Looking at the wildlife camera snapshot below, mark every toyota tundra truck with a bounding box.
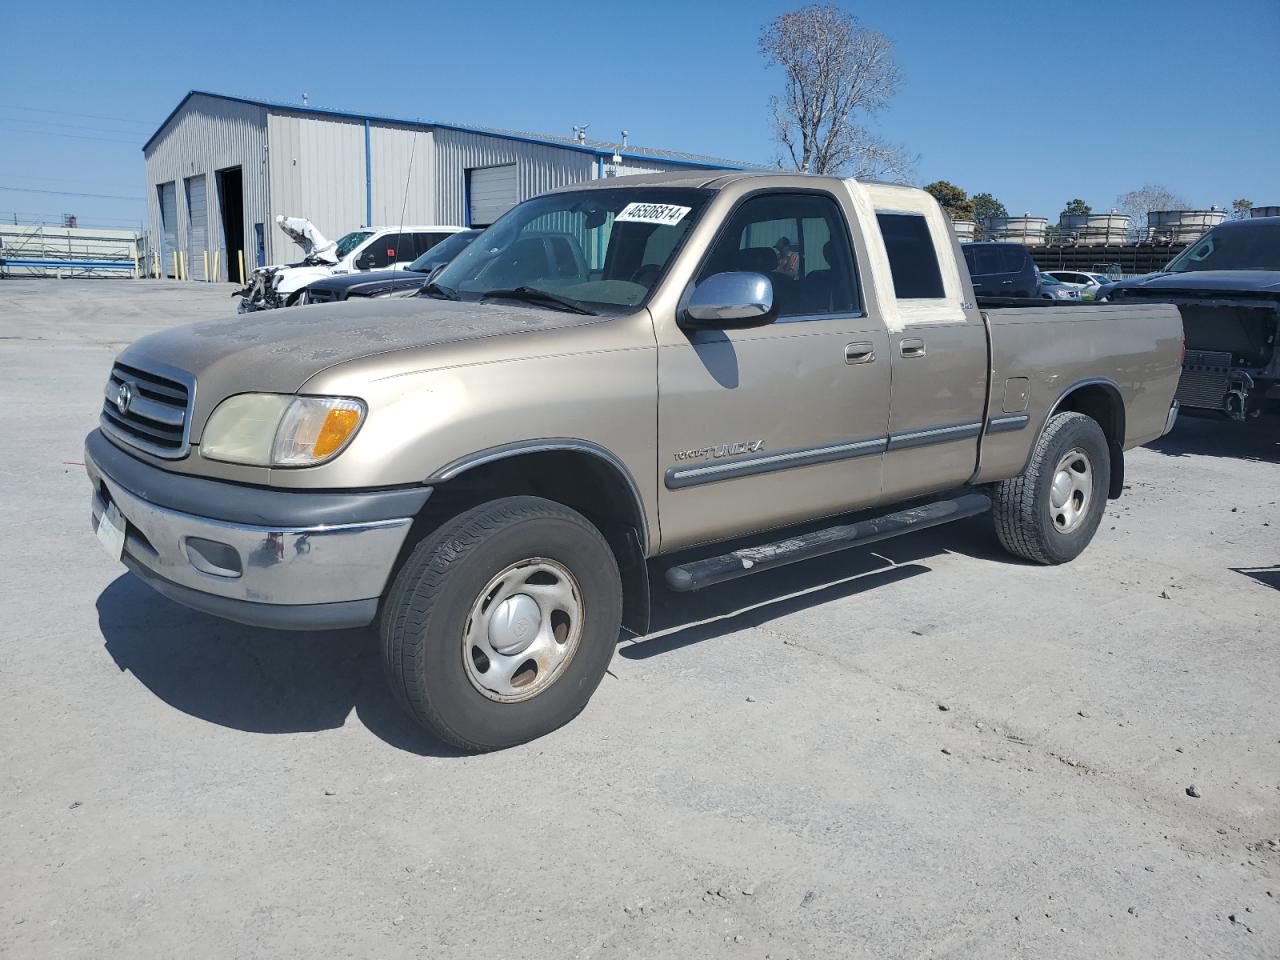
[86,173,1183,751]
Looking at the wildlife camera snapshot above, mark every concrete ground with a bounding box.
[2,278,1278,959]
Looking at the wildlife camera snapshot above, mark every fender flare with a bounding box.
[426,438,652,555]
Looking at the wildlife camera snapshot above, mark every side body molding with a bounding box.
[426,438,652,555]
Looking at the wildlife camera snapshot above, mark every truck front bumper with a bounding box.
[84,430,431,631]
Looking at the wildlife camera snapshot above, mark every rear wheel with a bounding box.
[381,496,622,751]
[993,411,1110,564]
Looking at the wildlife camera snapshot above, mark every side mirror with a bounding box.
[355,252,376,270]
[682,272,776,329]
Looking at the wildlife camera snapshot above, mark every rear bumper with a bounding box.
[1162,401,1180,436]
[85,430,430,630]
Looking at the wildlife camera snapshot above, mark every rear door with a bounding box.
[656,189,890,550]
[866,188,988,501]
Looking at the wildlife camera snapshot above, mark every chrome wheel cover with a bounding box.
[462,558,584,703]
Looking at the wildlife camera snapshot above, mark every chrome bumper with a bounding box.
[1162,400,1180,436]
[86,436,421,629]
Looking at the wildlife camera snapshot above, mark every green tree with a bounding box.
[1060,198,1092,218]
[923,180,974,221]
[970,192,1007,238]
[1231,198,1253,220]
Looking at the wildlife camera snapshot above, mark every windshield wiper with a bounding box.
[418,281,459,300]
[480,286,595,315]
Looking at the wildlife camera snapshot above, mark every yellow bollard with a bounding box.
[237,249,245,286]
[132,252,139,280]
[172,252,179,279]
[212,249,220,283]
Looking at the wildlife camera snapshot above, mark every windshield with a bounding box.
[432,187,713,312]
[407,230,479,273]
[335,231,373,259]
[1039,273,1062,285]
[1165,222,1280,272]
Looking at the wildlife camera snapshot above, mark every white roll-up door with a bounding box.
[185,175,208,280]
[158,182,178,276]
[468,164,518,227]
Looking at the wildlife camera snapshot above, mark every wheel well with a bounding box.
[397,449,651,634]
[1052,382,1126,498]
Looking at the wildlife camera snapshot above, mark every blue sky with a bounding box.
[3,0,1277,229]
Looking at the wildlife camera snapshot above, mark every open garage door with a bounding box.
[185,175,208,281]
[468,164,517,227]
[158,182,178,277]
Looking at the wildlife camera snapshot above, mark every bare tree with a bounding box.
[1231,198,1253,220]
[760,4,913,181]
[1116,184,1189,239]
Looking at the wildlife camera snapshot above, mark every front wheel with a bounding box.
[380,496,622,751]
[992,411,1111,564]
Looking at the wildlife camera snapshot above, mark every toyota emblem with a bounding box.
[115,381,133,416]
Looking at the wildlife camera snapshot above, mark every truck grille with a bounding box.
[1175,349,1231,411]
[100,360,193,458]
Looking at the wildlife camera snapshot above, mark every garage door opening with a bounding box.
[216,166,244,284]
[158,182,178,277]
[467,164,517,228]
[184,174,208,281]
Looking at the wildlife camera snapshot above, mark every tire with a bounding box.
[381,496,622,751]
[992,411,1111,565]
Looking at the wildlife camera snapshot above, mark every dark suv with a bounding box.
[962,242,1038,299]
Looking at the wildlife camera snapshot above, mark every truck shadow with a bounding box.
[95,517,1006,755]
[1147,415,1280,463]
[96,575,470,758]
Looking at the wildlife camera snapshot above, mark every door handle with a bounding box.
[844,342,876,364]
[1000,279,1014,285]
[900,338,926,358]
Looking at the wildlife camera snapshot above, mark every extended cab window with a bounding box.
[876,213,945,299]
[697,193,860,318]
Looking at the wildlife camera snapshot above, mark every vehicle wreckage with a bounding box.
[1107,216,1280,427]
[233,216,464,311]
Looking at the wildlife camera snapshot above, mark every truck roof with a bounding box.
[549,171,854,193]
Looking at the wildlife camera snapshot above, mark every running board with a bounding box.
[664,493,992,593]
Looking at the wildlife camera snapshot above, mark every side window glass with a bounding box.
[416,233,449,258]
[697,193,860,319]
[366,233,403,269]
[876,213,945,299]
[1000,245,1026,273]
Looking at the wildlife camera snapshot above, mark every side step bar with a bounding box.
[664,492,992,593]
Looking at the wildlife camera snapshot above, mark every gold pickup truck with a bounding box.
[86,173,1183,750]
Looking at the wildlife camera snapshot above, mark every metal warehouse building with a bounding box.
[143,90,747,281]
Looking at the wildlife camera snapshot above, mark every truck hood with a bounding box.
[307,269,426,295]
[118,297,606,427]
[1112,270,1280,296]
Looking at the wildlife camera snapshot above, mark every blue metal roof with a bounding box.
[143,90,755,170]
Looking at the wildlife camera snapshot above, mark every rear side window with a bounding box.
[999,245,1027,272]
[877,213,944,299]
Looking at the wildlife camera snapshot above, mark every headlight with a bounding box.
[201,394,366,467]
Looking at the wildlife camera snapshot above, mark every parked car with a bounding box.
[1038,271,1082,300]
[88,174,1182,750]
[301,229,483,304]
[1106,216,1280,423]
[1043,270,1110,299]
[234,218,466,311]
[961,241,1038,298]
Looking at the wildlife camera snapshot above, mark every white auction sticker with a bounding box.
[615,202,692,226]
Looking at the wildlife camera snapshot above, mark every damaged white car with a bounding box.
[234,216,466,311]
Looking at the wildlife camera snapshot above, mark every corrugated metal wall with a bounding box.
[265,110,367,263]
[368,124,438,227]
[143,93,268,280]
[432,129,596,227]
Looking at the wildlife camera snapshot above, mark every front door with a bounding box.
[656,191,890,551]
